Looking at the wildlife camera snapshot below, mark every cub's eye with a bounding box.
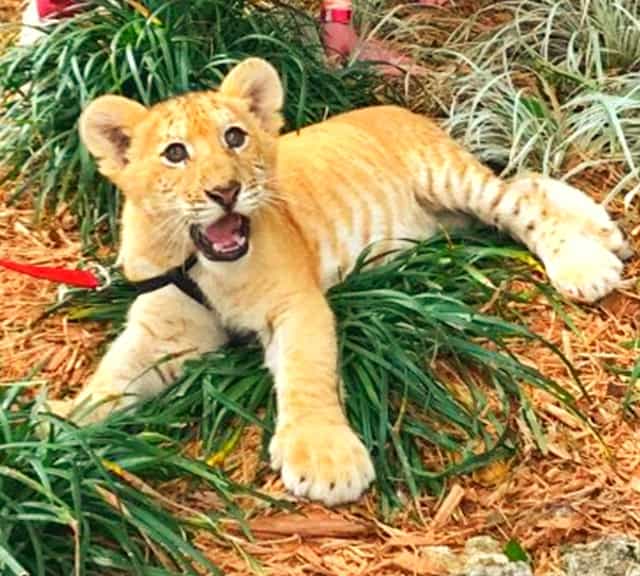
[162,142,189,165]
[224,126,247,150]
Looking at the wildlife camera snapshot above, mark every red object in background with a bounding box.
[36,0,80,19]
[320,7,353,24]
[0,259,100,289]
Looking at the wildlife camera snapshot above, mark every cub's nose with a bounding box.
[205,180,241,210]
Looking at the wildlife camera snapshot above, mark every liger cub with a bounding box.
[53,57,628,506]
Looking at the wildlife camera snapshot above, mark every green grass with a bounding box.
[625,355,640,416]
[1,386,281,575]
[0,233,586,576]
[0,0,386,242]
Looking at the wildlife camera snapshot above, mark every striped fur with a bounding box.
[52,58,628,505]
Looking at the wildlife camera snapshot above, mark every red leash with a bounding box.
[0,259,100,288]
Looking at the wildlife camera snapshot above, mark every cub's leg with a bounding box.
[421,157,629,302]
[265,291,375,506]
[47,286,227,424]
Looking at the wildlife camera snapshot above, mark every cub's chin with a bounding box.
[190,213,250,262]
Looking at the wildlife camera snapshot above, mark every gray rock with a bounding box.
[462,565,532,576]
[465,536,505,556]
[562,536,640,576]
[454,536,533,576]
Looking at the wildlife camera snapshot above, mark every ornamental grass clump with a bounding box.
[442,0,640,206]
[0,0,384,241]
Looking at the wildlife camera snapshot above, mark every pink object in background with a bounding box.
[21,0,443,73]
[36,0,79,18]
[20,0,81,45]
[320,0,435,76]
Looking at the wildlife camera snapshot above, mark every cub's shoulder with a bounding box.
[323,105,425,129]
[280,106,438,144]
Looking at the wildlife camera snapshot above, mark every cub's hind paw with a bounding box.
[533,177,631,258]
[544,235,624,303]
[593,218,632,261]
[269,421,375,506]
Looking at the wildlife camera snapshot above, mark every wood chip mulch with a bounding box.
[0,189,106,398]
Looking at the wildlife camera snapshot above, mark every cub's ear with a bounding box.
[219,58,284,134]
[79,95,148,175]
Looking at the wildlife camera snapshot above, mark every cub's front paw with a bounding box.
[269,422,375,506]
[544,235,624,302]
[34,398,75,438]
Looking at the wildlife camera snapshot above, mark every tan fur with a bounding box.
[54,58,628,505]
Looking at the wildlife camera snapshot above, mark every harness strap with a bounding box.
[130,253,212,310]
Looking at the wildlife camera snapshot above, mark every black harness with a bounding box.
[130,253,212,310]
[130,254,259,346]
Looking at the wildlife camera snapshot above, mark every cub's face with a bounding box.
[79,58,284,262]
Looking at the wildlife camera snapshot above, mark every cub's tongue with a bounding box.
[204,213,244,250]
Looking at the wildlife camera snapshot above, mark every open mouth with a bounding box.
[190,213,250,262]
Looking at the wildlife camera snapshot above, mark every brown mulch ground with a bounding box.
[0,0,22,23]
[0,191,106,394]
[2,1,640,575]
[0,0,22,45]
